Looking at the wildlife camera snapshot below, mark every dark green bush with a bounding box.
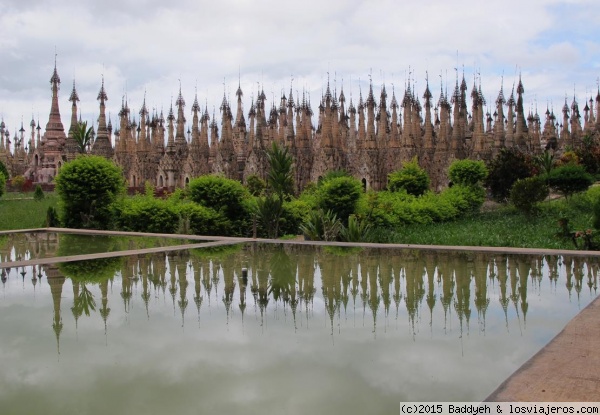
[33,185,45,201]
[388,158,430,196]
[188,175,251,234]
[113,196,180,233]
[0,172,5,199]
[55,155,125,229]
[317,175,363,224]
[0,160,8,180]
[547,164,594,199]
[448,159,488,186]
[175,202,231,235]
[485,148,536,202]
[510,176,548,215]
[245,174,266,196]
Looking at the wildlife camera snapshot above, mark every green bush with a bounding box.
[175,202,231,235]
[300,209,343,241]
[33,185,45,201]
[55,155,125,229]
[113,195,230,235]
[360,184,484,230]
[245,174,266,196]
[339,214,373,242]
[486,148,536,202]
[0,160,8,180]
[316,175,363,224]
[448,159,488,186]
[547,164,594,199]
[388,158,430,196]
[593,192,600,230]
[510,176,548,215]
[11,175,26,192]
[113,196,180,233]
[188,175,251,235]
[0,172,5,198]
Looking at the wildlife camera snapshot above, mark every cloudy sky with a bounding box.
[1,0,599,141]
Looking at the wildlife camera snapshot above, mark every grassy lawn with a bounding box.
[372,193,594,250]
[0,192,59,230]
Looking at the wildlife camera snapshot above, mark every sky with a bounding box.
[1,0,600,143]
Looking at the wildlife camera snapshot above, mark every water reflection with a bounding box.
[1,240,599,413]
[3,244,598,350]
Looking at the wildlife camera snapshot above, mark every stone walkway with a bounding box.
[486,294,600,402]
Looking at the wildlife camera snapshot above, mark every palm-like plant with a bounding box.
[257,142,294,238]
[73,121,93,154]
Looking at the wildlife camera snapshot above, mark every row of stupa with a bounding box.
[1,63,600,191]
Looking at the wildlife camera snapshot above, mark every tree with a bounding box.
[448,159,488,186]
[33,184,45,201]
[547,164,594,199]
[188,174,251,235]
[317,175,363,224]
[253,142,295,238]
[55,155,126,229]
[73,121,94,154]
[388,158,430,196]
[510,176,548,216]
[485,148,535,202]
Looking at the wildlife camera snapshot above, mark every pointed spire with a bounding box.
[69,80,79,102]
[192,89,200,112]
[97,75,108,102]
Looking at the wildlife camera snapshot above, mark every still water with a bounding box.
[0,240,598,414]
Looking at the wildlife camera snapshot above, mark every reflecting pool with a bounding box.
[0,243,598,414]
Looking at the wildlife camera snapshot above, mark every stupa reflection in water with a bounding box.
[1,236,598,355]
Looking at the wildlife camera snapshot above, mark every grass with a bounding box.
[370,191,598,250]
[0,192,59,230]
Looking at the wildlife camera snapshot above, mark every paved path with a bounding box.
[486,295,600,402]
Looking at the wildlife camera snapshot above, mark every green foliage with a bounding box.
[316,176,363,224]
[45,206,59,227]
[0,192,58,230]
[175,202,231,236]
[0,172,5,198]
[113,195,229,235]
[319,170,352,184]
[266,142,294,198]
[593,192,600,230]
[547,164,594,199]
[59,257,123,284]
[252,194,282,238]
[448,159,488,186]
[300,209,343,241]
[255,142,295,238]
[339,215,373,242]
[55,156,125,229]
[510,176,548,215]
[73,121,94,154]
[536,150,556,176]
[188,175,251,235]
[485,148,536,202]
[0,160,8,180]
[388,158,430,196]
[33,185,45,201]
[114,196,179,233]
[359,185,484,230]
[245,174,266,196]
[11,175,26,192]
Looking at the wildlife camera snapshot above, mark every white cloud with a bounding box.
[1,0,599,134]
